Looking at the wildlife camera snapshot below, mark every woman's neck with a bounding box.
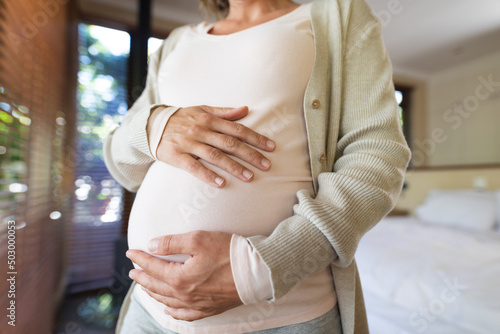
[226,0,298,24]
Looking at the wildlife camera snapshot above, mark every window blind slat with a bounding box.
[0,0,77,332]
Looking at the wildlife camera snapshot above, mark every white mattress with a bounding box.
[356,216,500,334]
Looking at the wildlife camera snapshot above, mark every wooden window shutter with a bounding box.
[0,0,77,332]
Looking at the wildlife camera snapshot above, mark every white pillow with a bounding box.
[415,189,496,231]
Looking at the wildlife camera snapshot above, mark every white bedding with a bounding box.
[356,216,500,334]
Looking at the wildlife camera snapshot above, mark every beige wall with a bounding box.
[423,50,500,167]
[392,52,500,215]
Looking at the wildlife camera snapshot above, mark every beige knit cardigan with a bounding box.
[104,0,412,333]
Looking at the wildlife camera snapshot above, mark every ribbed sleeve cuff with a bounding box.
[147,106,182,160]
[247,215,335,301]
[130,103,171,160]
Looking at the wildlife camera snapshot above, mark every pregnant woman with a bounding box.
[103,0,411,333]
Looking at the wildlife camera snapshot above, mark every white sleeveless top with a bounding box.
[128,3,337,333]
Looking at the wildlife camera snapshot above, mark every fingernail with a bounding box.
[261,159,271,169]
[148,239,159,253]
[266,140,275,149]
[243,170,253,180]
[215,177,224,186]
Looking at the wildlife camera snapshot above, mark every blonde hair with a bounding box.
[199,0,230,20]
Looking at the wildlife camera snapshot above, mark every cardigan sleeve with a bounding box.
[247,0,411,301]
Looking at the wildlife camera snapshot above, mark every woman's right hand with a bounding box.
[156,105,275,188]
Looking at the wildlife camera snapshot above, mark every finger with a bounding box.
[209,117,276,152]
[178,136,254,181]
[126,250,183,284]
[142,287,194,309]
[199,105,249,121]
[143,287,215,312]
[173,152,226,188]
[166,128,265,182]
[187,141,257,182]
[199,132,272,172]
[128,269,180,299]
[147,232,200,256]
[164,306,214,322]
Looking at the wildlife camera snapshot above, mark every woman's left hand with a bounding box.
[126,230,243,321]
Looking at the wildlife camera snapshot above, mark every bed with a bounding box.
[356,190,500,334]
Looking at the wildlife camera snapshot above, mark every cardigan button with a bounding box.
[318,153,326,163]
[311,99,321,109]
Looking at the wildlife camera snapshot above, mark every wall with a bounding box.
[422,50,500,167]
[77,0,199,36]
[392,51,500,214]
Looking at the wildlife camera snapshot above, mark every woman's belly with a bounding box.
[128,157,314,262]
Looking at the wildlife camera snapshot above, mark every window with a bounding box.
[69,25,166,293]
[148,37,164,55]
[68,24,131,292]
[395,85,412,149]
